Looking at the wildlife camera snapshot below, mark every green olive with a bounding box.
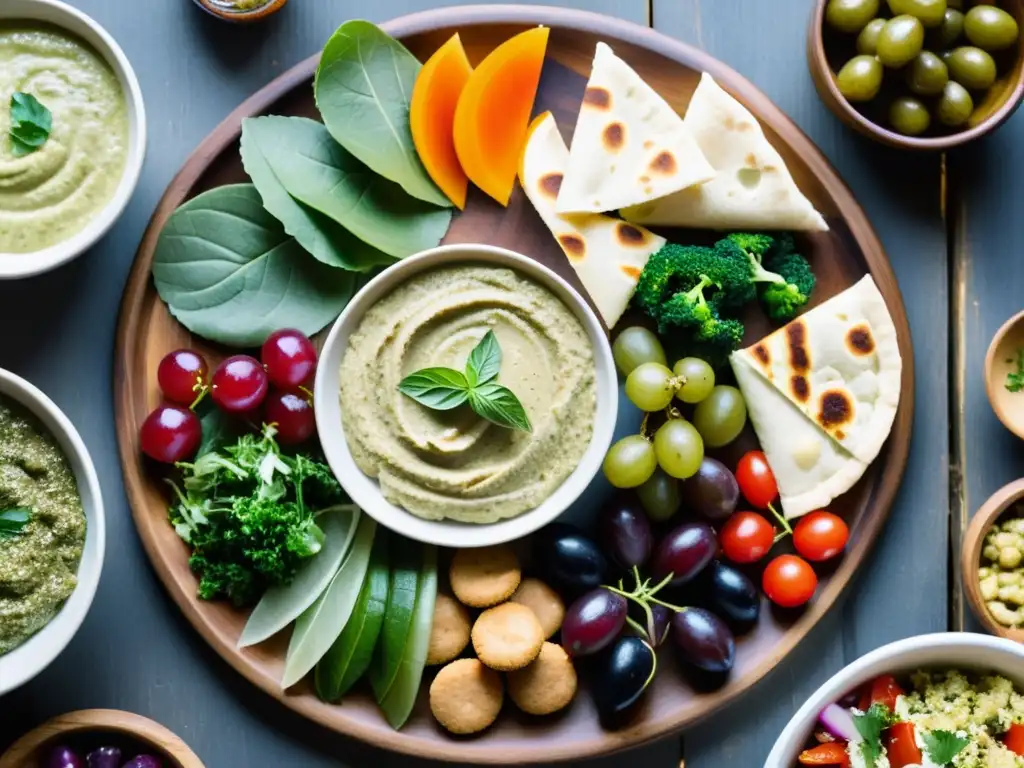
[857,18,889,53]
[889,96,932,134]
[888,0,949,27]
[940,48,956,65]
[826,0,882,33]
[930,8,966,48]
[836,55,886,100]
[947,45,998,88]
[906,50,950,93]
[964,5,1020,50]
[936,79,975,124]
[877,15,927,66]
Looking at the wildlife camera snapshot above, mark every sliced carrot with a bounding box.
[453,26,549,206]
[410,33,472,209]
[798,743,850,766]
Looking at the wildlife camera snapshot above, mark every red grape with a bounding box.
[211,355,268,413]
[672,607,735,673]
[264,390,315,445]
[598,494,652,569]
[651,522,716,587]
[139,405,201,463]
[157,349,207,405]
[561,588,627,657]
[262,329,317,389]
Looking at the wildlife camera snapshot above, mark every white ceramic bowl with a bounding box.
[0,0,146,279]
[314,243,618,549]
[765,633,1024,767]
[0,368,105,695]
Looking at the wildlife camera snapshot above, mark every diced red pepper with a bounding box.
[798,743,850,766]
[1006,723,1024,756]
[858,674,904,712]
[885,722,923,768]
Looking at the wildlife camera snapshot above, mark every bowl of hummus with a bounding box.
[314,243,617,548]
[0,367,105,695]
[0,0,146,278]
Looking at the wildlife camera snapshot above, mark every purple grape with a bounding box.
[671,607,735,673]
[648,604,672,647]
[598,494,652,569]
[45,746,83,768]
[680,458,739,521]
[561,587,628,657]
[535,523,609,593]
[651,522,716,587]
[592,636,656,723]
[121,757,162,768]
[86,746,121,768]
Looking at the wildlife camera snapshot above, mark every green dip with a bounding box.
[0,23,129,253]
[0,394,85,655]
[208,0,269,10]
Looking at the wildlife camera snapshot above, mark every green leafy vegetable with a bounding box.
[241,116,451,260]
[1006,348,1024,393]
[921,730,970,765]
[369,534,421,704]
[315,20,451,208]
[0,508,31,539]
[9,92,51,157]
[397,330,532,431]
[852,703,896,768]
[152,184,356,347]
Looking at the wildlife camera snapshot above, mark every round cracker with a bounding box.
[510,577,565,638]
[450,545,521,608]
[508,642,578,715]
[429,658,503,735]
[471,602,544,671]
[426,592,471,666]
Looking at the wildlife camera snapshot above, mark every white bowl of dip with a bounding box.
[765,632,1024,767]
[315,243,618,549]
[0,368,105,695]
[0,0,146,278]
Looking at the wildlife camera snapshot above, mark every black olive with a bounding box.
[591,636,656,726]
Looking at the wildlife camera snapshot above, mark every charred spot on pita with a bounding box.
[791,375,810,403]
[620,265,642,279]
[583,86,612,109]
[616,222,647,247]
[744,153,758,169]
[847,325,875,356]
[787,321,810,372]
[558,234,586,261]
[639,174,651,183]
[603,122,625,151]
[650,151,677,175]
[753,344,770,367]
[643,140,654,150]
[539,172,563,199]
[818,390,853,429]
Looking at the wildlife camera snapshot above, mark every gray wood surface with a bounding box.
[0,1,959,767]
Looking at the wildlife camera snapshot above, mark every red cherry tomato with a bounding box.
[857,674,904,712]
[762,555,817,608]
[720,511,775,564]
[793,511,850,562]
[885,722,923,768]
[735,450,778,509]
[1006,723,1024,756]
[798,743,850,766]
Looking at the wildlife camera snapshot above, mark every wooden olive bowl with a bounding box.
[191,0,286,23]
[985,309,1024,440]
[807,0,1024,150]
[0,710,204,768]
[961,479,1024,643]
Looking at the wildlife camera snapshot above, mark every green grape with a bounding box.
[673,357,716,404]
[612,326,667,376]
[653,419,704,480]
[692,385,748,448]
[636,469,681,522]
[603,435,657,488]
[625,362,677,412]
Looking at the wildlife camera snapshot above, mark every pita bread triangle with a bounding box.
[519,112,666,328]
[554,42,715,215]
[622,73,829,232]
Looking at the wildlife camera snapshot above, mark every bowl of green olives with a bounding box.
[809,0,1024,148]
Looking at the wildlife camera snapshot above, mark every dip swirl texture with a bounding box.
[339,264,597,524]
[0,24,129,253]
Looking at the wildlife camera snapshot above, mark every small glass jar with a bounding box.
[192,0,288,23]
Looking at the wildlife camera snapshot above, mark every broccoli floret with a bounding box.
[655,273,716,332]
[633,243,754,320]
[721,232,814,322]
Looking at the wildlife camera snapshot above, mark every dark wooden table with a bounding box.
[0,0,987,765]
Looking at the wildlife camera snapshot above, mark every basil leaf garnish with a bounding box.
[465,330,501,388]
[9,92,52,157]
[397,368,470,410]
[468,383,532,432]
[0,508,32,539]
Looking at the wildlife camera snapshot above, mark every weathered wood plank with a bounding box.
[653,1,950,765]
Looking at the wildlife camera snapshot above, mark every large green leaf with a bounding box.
[240,119,393,271]
[314,20,452,208]
[152,184,356,347]
[242,116,451,259]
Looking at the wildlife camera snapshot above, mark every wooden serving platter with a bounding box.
[113,5,915,763]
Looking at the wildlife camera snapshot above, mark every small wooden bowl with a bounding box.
[0,710,205,768]
[807,0,1024,150]
[985,309,1024,440]
[191,0,286,23]
[961,479,1024,643]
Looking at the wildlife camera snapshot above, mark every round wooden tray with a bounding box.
[113,5,915,763]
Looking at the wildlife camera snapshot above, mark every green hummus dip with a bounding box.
[0,395,85,655]
[340,264,596,524]
[0,23,129,253]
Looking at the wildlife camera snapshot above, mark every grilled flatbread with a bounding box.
[621,73,829,232]
[555,43,715,215]
[519,112,666,328]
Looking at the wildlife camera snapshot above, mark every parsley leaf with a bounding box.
[1006,348,1024,393]
[9,92,52,157]
[853,703,895,768]
[921,730,970,766]
[0,507,32,539]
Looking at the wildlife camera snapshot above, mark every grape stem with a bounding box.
[189,378,209,411]
[639,413,652,440]
[767,501,793,544]
[664,405,683,421]
[604,565,688,645]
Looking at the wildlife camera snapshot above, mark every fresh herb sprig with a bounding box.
[398,330,532,432]
[0,508,32,539]
[853,703,897,768]
[9,93,52,157]
[922,729,970,766]
[1006,348,1024,393]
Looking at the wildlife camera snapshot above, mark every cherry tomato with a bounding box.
[720,511,775,564]
[798,743,850,766]
[857,674,904,712]
[793,511,850,562]
[885,722,922,768]
[762,554,817,608]
[735,450,778,509]
[1006,723,1024,756]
